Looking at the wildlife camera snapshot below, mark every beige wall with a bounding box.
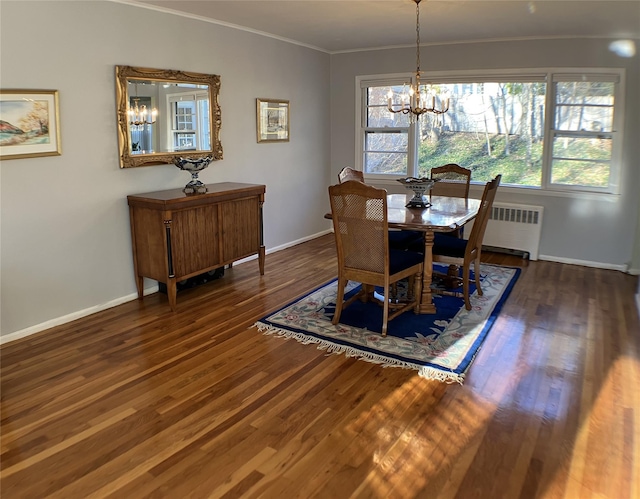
[1,1,331,337]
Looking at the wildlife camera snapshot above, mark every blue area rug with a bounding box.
[254,264,520,383]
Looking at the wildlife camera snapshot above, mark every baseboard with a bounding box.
[233,229,333,266]
[482,245,530,259]
[538,254,628,272]
[0,285,159,346]
[0,229,334,345]
[628,266,640,276]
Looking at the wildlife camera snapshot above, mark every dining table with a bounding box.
[387,193,480,313]
[326,193,481,314]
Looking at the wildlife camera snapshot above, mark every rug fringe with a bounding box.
[253,322,464,384]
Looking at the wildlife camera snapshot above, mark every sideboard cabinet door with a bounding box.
[221,197,261,262]
[171,204,221,278]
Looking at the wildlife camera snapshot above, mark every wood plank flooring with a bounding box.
[1,234,639,498]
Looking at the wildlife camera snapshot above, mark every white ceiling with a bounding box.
[120,0,640,53]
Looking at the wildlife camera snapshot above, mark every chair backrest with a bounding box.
[430,163,472,198]
[328,181,388,275]
[338,166,365,184]
[466,174,501,257]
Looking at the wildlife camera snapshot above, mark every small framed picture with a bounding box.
[256,98,289,143]
[0,89,62,160]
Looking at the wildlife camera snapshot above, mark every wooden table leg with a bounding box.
[419,230,437,314]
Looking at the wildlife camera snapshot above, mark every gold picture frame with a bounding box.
[256,98,289,143]
[0,89,61,160]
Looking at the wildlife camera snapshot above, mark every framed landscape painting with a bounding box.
[0,89,61,160]
[256,98,289,143]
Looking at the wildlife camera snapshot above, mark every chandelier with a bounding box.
[387,0,449,120]
[128,85,157,131]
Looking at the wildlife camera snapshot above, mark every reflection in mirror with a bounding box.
[115,66,222,168]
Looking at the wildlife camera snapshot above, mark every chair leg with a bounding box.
[406,275,414,301]
[382,287,389,337]
[391,283,398,302]
[333,277,346,325]
[474,256,483,296]
[462,264,471,310]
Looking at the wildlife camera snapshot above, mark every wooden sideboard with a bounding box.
[127,182,266,310]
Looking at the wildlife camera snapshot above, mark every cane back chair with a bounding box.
[328,181,424,336]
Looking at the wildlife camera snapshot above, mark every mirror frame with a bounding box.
[115,65,223,168]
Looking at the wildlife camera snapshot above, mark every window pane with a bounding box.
[368,86,392,106]
[364,152,407,175]
[174,101,196,131]
[555,82,614,132]
[551,158,610,187]
[175,132,196,150]
[552,136,612,161]
[368,86,410,127]
[365,131,408,152]
[551,136,611,187]
[417,81,545,186]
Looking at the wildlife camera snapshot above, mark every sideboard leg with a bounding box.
[258,246,266,275]
[167,279,177,312]
[135,276,144,299]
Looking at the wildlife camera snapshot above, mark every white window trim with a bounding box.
[355,68,625,195]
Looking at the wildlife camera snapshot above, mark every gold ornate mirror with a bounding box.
[115,65,222,168]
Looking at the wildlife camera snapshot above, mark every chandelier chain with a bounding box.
[416,0,421,76]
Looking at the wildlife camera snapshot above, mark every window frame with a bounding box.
[355,68,625,195]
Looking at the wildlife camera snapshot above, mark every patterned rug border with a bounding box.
[253,264,521,384]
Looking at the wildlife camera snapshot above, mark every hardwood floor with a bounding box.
[1,234,639,498]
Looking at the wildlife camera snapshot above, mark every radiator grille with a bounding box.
[466,202,544,260]
[491,206,541,225]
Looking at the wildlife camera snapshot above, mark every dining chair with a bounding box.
[432,174,501,310]
[430,164,472,238]
[338,166,365,184]
[430,163,472,199]
[328,181,424,337]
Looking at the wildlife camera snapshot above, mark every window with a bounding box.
[168,90,210,152]
[362,79,411,175]
[357,70,624,194]
[548,75,618,191]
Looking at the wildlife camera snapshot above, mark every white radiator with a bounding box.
[464,202,543,260]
